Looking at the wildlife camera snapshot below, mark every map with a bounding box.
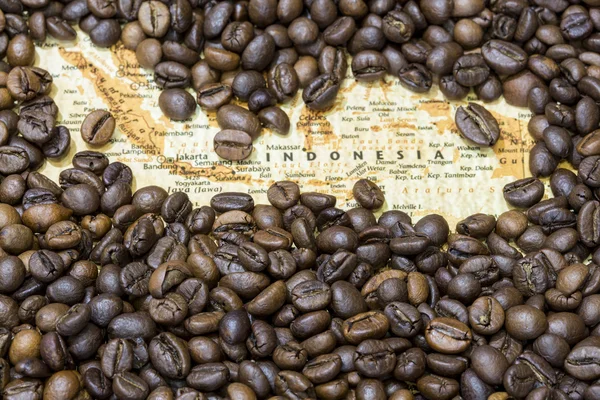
[38,30,546,226]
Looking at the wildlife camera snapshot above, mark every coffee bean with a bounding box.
[425,317,472,354]
[482,40,527,75]
[302,73,340,110]
[258,106,290,135]
[455,103,501,146]
[318,46,347,80]
[197,83,232,110]
[149,332,191,379]
[503,178,545,208]
[214,129,253,161]
[351,50,389,81]
[81,110,115,146]
[137,1,169,38]
[0,146,29,174]
[217,104,262,140]
[158,88,196,121]
[398,63,432,93]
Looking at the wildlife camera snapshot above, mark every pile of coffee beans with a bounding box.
[0,0,597,167]
[0,0,591,163]
[4,0,600,397]
[112,0,600,166]
[1,142,600,399]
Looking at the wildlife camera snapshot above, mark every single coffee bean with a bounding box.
[302,73,340,110]
[455,103,500,146]
[425,318,472,354]
[214,130,253,161]
[351,50,389,81]
[81,110,115,146]
[503,178,545,208]
[258,106,291,135]
[398,63,432,93]
[158,89,196,120]
[197,83,232,110]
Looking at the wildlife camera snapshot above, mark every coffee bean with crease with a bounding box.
[0,146,29,174]
[268,62,299,102]
[384,301,422,338]
[149,332,191,379]
[453,54,490,87]
[425,317,473,354]
[197,83,233,110]
[455,102,501,146]
[398,63,432,93]
[302,73,340,110]
[351,50,389,81]
[154,61,191,89]
[318,46,347,80]
[80,110,115,146]
[214,130,254,161]
[503,177,545,208]
[482,39,528,75]
[17,111,56,146]
[47,16,77,40]
[6,67,41,101]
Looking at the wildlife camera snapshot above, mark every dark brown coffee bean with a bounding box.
[503,178,545,208]
[453,54,490,87]
[398,63,432,93]
[455,103,500,146]
[214,130,253,161]
[0,146,29,174]
[351,50,389,81]
[302,73,340,110]
[482,39,528,75]
[81,110,115,146]
[158,88,196,121]
[197,83,232,111]
[217,104,262,140]
[425,318,472,354]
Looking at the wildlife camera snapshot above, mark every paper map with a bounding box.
[38,31,543,226]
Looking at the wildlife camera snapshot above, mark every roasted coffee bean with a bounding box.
[81,110,115,146]
[149,332,191,379]
[248,88,276,113]
[482,40,527,75]
[455,103,501,146]
[17,111,55,145]
[302,73,340,110]
[214,130,253,161]
[505,305,548,340]
[0,146,29,174]
[398,63,432,92]
[232,70,265,102]
[351,50,389,81]
[503,178,545,208]
[258,106,291,135]
[154,61,191,88]
[159,88,196,121]
[425,318,472,354]
[217,104,262,140]
[417,374,459,400]
[7,67,41,101]
[137,1,169,38]
[269,63,299,102]
[453,54,490,86]
[197,83,232,110]
[318,46,347,80]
